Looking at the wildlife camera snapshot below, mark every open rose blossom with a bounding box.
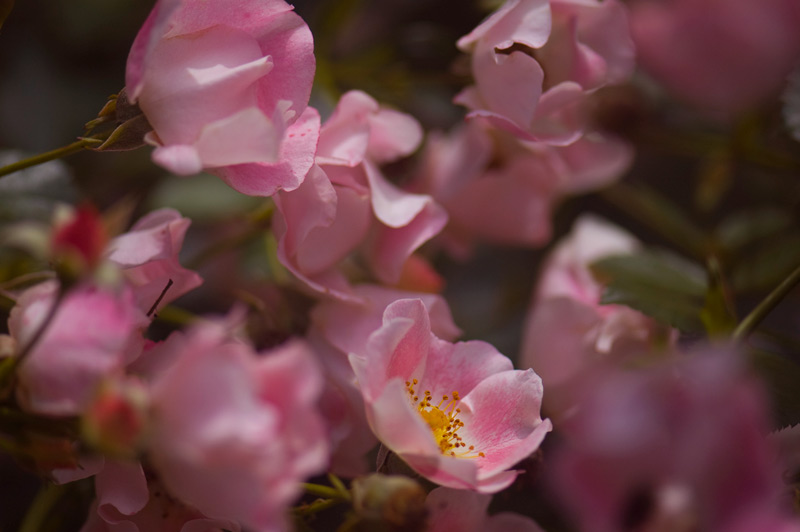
[144,319,328,532]
[273,91,446,300]
[126,0,317,194]
[455,0,634,143]
[349,298,551,493]
[520,215,674,415]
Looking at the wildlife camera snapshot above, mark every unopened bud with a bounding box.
[51,203,108,282]
[350,474,428,532]
[82,378,149,458]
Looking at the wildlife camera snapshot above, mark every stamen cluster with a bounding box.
[405,379,484,458]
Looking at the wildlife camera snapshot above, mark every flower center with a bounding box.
[405,379,484,458]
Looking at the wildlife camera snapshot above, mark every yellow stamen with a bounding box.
[404,381,485,459]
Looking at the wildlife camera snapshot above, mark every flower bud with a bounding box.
[51,203,108,282]
[350,474,428,532]
[81,377,149,458]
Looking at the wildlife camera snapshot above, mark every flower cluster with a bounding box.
[2,0,800,530]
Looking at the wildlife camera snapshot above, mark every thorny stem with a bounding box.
[0,138,102,179]
[733,262,800,343]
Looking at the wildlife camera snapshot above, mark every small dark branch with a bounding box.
[147,279,174,318]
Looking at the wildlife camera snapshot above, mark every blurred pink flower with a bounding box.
[273,91,446,300]
[81,460,237,532]
[145,319,328,532]
[520,215,673,413]
[551,351,799,532]
[413,122,631,255]
[426,486,543,532]
[106,208,202,313]
[126,0,317,193]
[350,298,551,493]
[455,0,634,143]
[630,0,800,116]
[9,281,148,416]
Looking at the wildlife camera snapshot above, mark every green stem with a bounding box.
[302,483,344,500]
[733,262,800,342]
[17,482,65,532]
[0,138,102,180]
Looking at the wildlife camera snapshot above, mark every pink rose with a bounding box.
[9,282,148,416]
[273,91,446,300]
[630,0,800,117]
[551,352,798,532]
[106,208,202,313]
[81,460,237,532]
[350,298,551,493]
[455,0,634,143]
[520,215,673,413]
[412,122,632,255]
[307,285,461,476]
[126,0,317,194]
[145,320,328,532]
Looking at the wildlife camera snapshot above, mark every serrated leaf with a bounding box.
[751,350,800,429]
[591,251,707,333]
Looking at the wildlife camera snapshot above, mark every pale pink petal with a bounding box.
[459,370,552,479]
[366,108,424,164]
[366,202,447,285]
[96,460,149,519]
[215,106,321,196]
[457,0,551,51]
[365,162,432,228]
[469,47,544,132]
[193,107,281,168]
[315,90,378,165]
[151,145,203,176]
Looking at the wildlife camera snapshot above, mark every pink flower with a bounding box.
[455,0,634,143]
[145,319,328,532]
[126,0,317,193]
[8,281,148,416]
[520,215,673,413]
[412,122,631,255]
[629,0,800,116]
[550,351,798,532]
[273,91,446,300]
[350,298,551,493]
[106,208,202,313]
[426,487,543,532]
[307,285,461,476]
[80,460,237,532]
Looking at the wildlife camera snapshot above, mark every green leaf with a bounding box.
[590,250,707,333]
[715,207,794,252]
[731,234,800,293]
[750,350,800,429]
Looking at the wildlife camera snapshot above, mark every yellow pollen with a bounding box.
[404,382,485,460]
